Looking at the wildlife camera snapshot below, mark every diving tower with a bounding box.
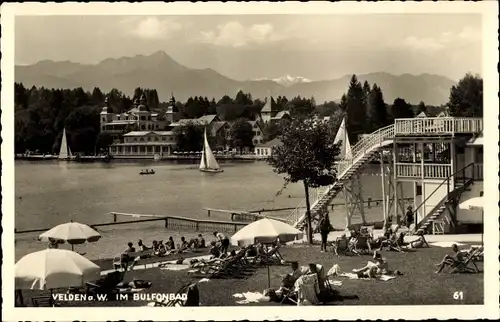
[287,117,483,235]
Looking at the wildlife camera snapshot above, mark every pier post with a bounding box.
[207,210,211,217]
[113,213,117,223]
[380,151,387,228]
[164,218,169,228]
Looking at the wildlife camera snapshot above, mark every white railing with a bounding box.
[336,124,395,177]
[396,163,452,179]
[285,186,324,225]
[394,117,483,135]
[396,163,422,178]
[423,164,452,179]
[288,124,396,227]
[287,117,482,228]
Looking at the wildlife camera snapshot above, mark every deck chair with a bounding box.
[257,244,284,265]
[189,256,242,278]
[31,295,59,307]
[450,250,481,274]
[294,274,320,306]
[151,283,200,307]
[332,237,350,257]
[353,235,372,255]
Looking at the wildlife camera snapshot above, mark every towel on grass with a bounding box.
[340,272,396,281]
[327,280,343,286]
[233,292,269,304]
[159,264,190,271]
[430,241,466,248]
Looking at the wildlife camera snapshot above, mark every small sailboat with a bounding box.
[199,128,223,173]
[334,117,353,160]
[58,128,74,161]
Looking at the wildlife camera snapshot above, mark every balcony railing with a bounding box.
[394,117,483,136]
[396,163,452,179]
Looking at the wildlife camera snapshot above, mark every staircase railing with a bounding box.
[336,124,395,177]
[285,185,324,225]
[288,124,396,227]
[415,163,475,231]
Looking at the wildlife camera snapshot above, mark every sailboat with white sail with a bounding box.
[58,128,75,161]
[334,117,353,161]
[199,128,223,173]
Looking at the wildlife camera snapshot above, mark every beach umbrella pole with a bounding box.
[267,265,271,288]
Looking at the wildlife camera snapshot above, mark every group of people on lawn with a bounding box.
[120,231,230,265]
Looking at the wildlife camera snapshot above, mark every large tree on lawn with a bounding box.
[268,116,342,244]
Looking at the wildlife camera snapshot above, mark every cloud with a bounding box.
[399,26,481,52]
[197,21,289,47]
[123,17,182,39]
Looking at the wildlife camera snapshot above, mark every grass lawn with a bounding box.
[19,244,483,307]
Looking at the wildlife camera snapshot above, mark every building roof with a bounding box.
[271,110,290,119]
[197,114,218,124]
[255,138,282,148]
[211,121,228,135]
[105,120,136,126]
[416,111,428,118]
[170,119,197,127]
[261,97,272,113]
[123,131,174,137]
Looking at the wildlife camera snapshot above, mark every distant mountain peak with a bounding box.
[254,75,312,87]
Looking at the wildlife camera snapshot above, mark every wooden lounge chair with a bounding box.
[32,295,59,307]
[353,235,372,255]
[450,250,481,274]
[332,237,350,257]
[189,256,243,278]
[113,249,154,270]
[257,245,285,265]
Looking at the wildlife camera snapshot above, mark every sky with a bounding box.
[15,14,482,81]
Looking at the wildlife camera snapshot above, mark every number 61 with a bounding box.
[453,291,464,300]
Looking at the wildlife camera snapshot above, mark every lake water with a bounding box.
[14,160,412,260]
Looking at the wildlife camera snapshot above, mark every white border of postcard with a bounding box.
[2,1,499,321]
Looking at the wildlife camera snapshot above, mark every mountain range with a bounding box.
[15,51,455,106]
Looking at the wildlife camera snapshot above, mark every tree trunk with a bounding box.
[303,182,313,244]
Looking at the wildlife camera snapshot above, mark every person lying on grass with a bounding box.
[352,251,403,278]
[406,234,430,249]
[435,243,468,273]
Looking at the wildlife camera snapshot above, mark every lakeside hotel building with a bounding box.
[101,94,266,158]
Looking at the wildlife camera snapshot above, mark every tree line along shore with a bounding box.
[15,73,482,157]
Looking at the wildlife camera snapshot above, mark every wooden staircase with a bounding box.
[286,117,483,233]
[416,177,474,235]
[287,124,396,230]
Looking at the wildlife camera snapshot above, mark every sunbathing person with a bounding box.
[406,235,430,249]
[213,231,230,254]
[177,237,190,253]
[209,241,221,259]
[353,251,402,278]
[155,241,167,256]
[197,234,206,248]
[435,244,467,273]
[166,237,175,251]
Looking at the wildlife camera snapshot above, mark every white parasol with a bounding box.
[231,218,303,247]
[39,221,101,251]
[459,196,484,211]
[15,249,101,290]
